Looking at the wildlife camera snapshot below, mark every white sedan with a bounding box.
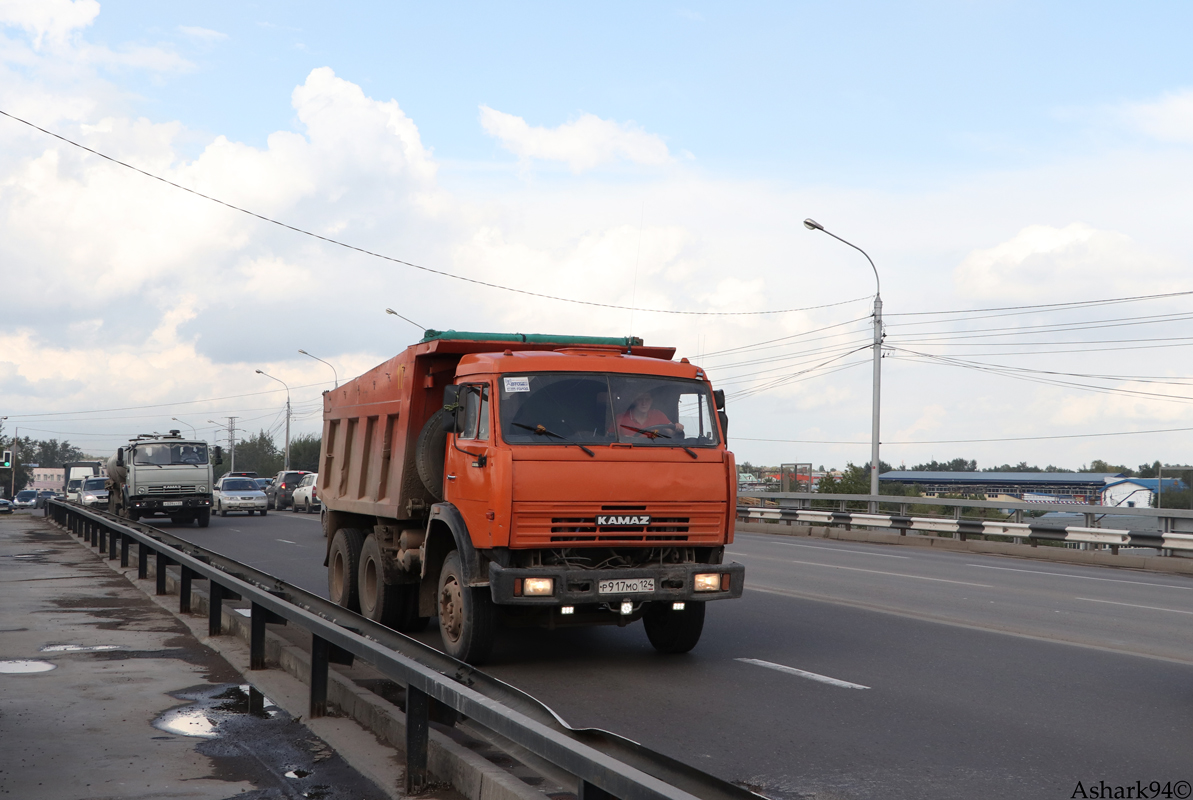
[213,477,269,516]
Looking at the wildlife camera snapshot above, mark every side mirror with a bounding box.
[213,446,223,465]
[116,447,125,468]
[713,389,725,410]
[718,410,729,441]
[442,385,461,432]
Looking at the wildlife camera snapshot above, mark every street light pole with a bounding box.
[298,349,339,388]
[804,218,884,510]
[256,370,291,470]
[171,418,197,438]
[208,417,240,472]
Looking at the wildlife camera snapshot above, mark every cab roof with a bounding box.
[456,348,702,380]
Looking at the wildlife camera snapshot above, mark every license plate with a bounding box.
[598,578,655,595]
[163,501,183,507]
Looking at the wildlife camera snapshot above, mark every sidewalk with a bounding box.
[0,511,394,800]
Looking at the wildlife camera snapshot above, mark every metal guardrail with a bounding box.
[738,492,1193,554]
[45,500,760,800]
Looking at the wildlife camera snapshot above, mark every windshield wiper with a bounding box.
[619,424,671,439]
[512,423,595,457]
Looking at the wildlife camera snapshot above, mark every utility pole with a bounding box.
[211,417,239,472]
[8,426,16,500]
[255,370,291,470]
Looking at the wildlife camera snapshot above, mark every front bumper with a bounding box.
[132,495,212,512]
[488,561,745,606]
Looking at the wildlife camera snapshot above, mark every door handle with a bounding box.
[446,474,457,480]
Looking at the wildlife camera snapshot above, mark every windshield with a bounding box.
[132,443,209,466]
[498,373,720,447]
[16,491,36,500]
[67,479,82,490]
[222,479,258,492]
[83,478,106,491]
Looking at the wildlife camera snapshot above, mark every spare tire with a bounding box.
[415,409,449,500]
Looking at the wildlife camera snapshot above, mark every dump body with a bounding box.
[320,331,743,662]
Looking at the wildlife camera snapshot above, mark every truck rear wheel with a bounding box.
[329,528,365,612]
[358,536,430,631]
[437,550,495,663]
[643,601,706,654]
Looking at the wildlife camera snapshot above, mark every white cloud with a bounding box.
[178,25,227,43]
[479,105,674,172]
[952,223,1182,303]
[1122,89,1193,145]
[0,0,98,49]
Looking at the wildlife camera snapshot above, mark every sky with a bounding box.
[2,0,1193,472]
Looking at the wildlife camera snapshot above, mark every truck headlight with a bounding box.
[694,573,722,592]
[522,577,554,596]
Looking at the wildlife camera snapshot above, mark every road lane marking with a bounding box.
[736,658,870,689]
[774,558,993,587]
[276,539,296,544]
[767,541,909,559]
[1077,598,1193,615]
[967,563,1193,590]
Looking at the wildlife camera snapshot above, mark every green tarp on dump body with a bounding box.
[420,330,644,348]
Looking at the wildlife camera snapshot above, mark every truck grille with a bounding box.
[146,485,197,494]
[511,502,725,547]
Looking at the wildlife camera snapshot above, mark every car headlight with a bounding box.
[82,493,97,501]
[693,573,724,592]
[196,485,207,493]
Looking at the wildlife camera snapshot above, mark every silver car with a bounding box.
[213,477,268,516]
[79,477,110,509]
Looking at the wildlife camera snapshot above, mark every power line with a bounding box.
[737,425,1193,445]
[0,107,869,318]
[2,380,333,419]
[884,289,1193,318]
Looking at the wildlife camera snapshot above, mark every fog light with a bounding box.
[694,573,721,592]
[523,577,554,596]
[560,606,574,615]
[672,602,685,611]
[620,601,633,615]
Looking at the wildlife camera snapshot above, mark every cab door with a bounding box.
[444,383,495,547]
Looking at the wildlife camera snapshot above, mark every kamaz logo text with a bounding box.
[596,515,651,526]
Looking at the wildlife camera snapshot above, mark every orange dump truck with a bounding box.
[319,330,743,663]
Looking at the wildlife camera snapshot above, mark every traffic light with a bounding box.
[1,450,9,468]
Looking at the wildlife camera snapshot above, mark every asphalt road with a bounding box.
[163,512,1193,799]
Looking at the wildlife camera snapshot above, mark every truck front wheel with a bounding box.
[197,508,210,528]
[437,550,495,663]
[643,601,706,654]
[358,535,430,632]
[328,528,365,612]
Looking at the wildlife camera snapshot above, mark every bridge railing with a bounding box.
[738,492,1193,554]
[45,499,760,800]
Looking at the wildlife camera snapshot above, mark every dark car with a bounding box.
[254,478,271,491]
[35,490,59,509]
[0,499,12,514]
[266,471,311,510]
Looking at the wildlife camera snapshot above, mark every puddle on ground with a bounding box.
[0,660,57,674]
[41,644,125,653]
[155,707,219,738]
[285,769,313,779]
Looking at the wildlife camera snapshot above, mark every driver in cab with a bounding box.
[616,391,684,440]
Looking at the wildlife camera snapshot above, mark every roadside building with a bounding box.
[1100,477,1187,508]
[878,471,1126,504]
[30,467,64,491]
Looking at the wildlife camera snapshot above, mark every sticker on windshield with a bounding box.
[503,377,530,393]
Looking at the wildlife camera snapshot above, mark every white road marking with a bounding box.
[1077,598,1193,615]
[777,558,993,587]
[748,540,909,559]
[276,539,296,544]
[736,658,870,689]
[967,563,1193,590]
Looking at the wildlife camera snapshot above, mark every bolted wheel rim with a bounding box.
[331,550,346,600]
[362,556,378,613]
[439,575,463,644]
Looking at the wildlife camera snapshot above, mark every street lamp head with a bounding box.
[298,349,308,355]
[803,218,824,231]
[385,308,397,315]
[255,369,263,374]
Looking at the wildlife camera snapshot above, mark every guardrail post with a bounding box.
[250,602,287,670]
[107,529,117,560]
[406,684,430,793]
[309,634,354,718]
[137,543,149,579]
[180,567,195,614]
[209,583,241,635]
[156,551,171,596]
[579,781,615,800]
[98,526,106,552]
[120,534,130,567]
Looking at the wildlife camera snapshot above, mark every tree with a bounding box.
[1082,460,1132,476]
[217,429,281,480]
[288,433,321,472]
[912,458,977,472]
